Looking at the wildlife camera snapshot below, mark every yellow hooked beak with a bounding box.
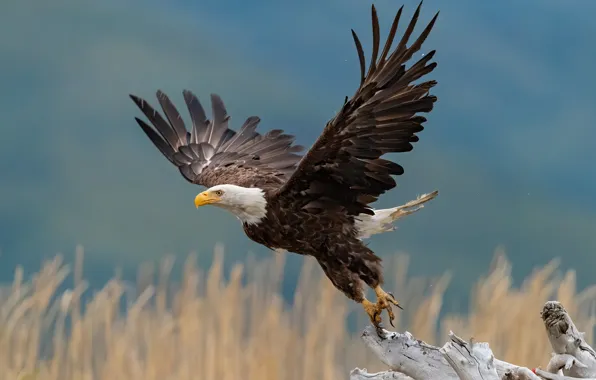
[194,191,220,208]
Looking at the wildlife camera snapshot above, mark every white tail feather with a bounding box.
[355,190,439,240]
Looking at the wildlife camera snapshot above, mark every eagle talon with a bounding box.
[362,287,404,331]
[386,291,403,310]
[375,324,386,338]
[362,298,382,327]
[376,286,403,327]
[384,303,396,327]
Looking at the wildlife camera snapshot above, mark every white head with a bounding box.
[194,184,268,225]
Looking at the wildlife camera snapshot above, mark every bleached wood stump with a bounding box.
[350,301,596,380]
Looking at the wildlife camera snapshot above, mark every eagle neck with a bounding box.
[226,186,268,226]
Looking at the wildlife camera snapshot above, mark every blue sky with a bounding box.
[1,0,596,304]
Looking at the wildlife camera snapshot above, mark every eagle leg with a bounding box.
[389,190,439,221]
[362,298,382,326]
[361,286,403,335]
[374,285,402,326]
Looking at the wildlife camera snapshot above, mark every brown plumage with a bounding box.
[129,2,440,333]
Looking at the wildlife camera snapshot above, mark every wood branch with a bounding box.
[439,332,500,380]
[540,301,596,378]
[546,354,590,374]
[535,368,596,380]
[358,327,533,380]
[351,301,596,380]
[350,368,414,380]
[501,367,541,380]
[360,327,458,379]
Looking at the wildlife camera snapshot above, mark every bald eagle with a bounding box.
[129,2,439,332]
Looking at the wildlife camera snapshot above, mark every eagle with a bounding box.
[129,2,439,333]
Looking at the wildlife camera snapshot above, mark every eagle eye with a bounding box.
[213,190,224,197]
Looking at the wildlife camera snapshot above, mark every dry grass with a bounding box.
[1,245,595,380]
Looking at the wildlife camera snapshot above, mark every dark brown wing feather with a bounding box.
[274,2,439,215]
[129,90,305,189]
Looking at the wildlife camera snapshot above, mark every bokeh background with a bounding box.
[2,0,596,312]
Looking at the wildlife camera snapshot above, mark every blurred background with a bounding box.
[1,2,596,376]
[2,0,596,308]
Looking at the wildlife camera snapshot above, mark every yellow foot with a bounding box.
[361,286,403,334]
[362,298,382,326]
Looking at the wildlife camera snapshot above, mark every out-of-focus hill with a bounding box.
[1,0,596,304]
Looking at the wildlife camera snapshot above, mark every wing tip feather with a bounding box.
[129,94,144,106]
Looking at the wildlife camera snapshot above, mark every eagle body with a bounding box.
[241,191,383,302]
[129,2,440,331]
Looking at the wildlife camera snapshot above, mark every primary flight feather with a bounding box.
[129,2,440,333]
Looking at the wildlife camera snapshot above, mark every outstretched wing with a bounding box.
[274,2,439,216]
[130,91,305,189]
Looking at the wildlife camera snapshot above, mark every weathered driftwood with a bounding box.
[359,327,457,379]
[440,333,500,380]
[534,368,596,380]
[351,301,596,380]
[350,368,413,380]
[541,301,596,378]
